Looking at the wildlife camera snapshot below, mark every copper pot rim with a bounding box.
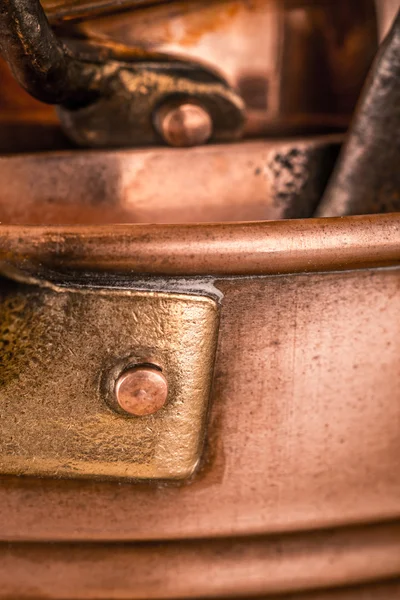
[0,213,399,281]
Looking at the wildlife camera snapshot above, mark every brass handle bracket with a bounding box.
[0,277,220,481]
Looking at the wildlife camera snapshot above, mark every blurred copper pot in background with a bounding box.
[47,0,378,137]
[0,0,379,153]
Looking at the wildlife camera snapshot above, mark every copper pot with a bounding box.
[0,2,399,599]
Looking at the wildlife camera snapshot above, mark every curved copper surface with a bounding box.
[0,137,341,223]
[1,522,400,598]
[1,214,399,280]
[377,0,400,39]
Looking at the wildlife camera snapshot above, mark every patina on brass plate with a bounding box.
[0,281,219,481]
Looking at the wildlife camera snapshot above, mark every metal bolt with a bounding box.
[115,366,168,417]
[154,101,213,147]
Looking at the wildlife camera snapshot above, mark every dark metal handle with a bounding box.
[0,0,101,106]
[0,0,245,147]
[316,10,400,217]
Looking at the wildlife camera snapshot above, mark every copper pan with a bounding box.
[0,3,399,599]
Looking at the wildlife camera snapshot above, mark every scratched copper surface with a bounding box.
[0,266,399,541]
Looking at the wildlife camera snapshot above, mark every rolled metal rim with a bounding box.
[0,213,399,282]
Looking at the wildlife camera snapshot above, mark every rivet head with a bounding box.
[154,101,213,147]
[115,367,168,417]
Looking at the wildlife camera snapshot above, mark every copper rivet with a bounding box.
[115,367,168,417]
[154,101,213,147]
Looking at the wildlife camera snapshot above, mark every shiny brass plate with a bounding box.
[0,280,219,480]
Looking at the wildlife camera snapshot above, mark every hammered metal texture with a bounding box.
[0,281,219,480]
